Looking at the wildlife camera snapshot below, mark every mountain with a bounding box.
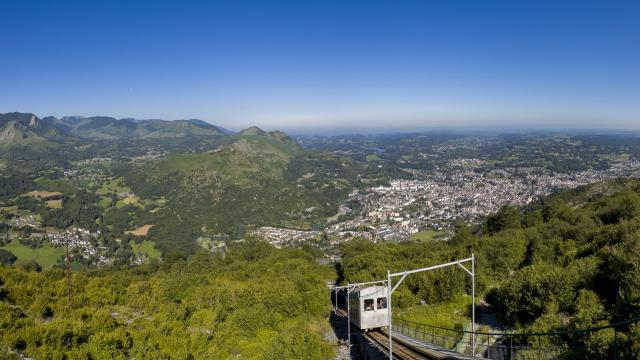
[187,119,234,135]
[46,116,230,140]
[127,128,300,204]
[64,116,137,139]
[134,119,230,139]
[2,112,232,141]
[42,115,84,132]
[238,126,267,136]
[0,112,68,146]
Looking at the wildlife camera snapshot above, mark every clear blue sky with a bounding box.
[1,0,638,132]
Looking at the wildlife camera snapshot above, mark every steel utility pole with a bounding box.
[66,243,72,306]
[387,254,476,358]
[387,270,393,360]
[347,288,351,346]
[471,253,475,354]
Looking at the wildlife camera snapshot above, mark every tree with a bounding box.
[484,205,521,234]
[494,263,578,325]
[0,249,17,265]
[571,289,605,329]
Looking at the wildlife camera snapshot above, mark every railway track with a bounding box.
[333,308,460,359]
[364,329,455,360]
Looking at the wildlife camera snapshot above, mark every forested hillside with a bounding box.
[45,116,229,140]
[120,131,379,254]
[338,178,640,354]
[0,242,335,359]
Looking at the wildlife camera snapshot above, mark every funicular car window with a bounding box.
[364,299,374,311]
[377,297,387,309]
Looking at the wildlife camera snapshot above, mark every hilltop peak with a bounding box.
[268,130,287,138]
[0,112,39,127]
[238,126,266,136]
[0,112,67,145]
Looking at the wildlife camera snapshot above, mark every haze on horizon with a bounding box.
[1,0,638,132]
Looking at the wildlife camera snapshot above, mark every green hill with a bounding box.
[121,131,363,253]
[134,119,229,138]
[238,126,267,136]
[46,116,229,140]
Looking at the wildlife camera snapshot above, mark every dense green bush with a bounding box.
[0,242,335,359]
[0,249,17,265]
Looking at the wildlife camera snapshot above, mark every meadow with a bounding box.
[0,239,65,269]
[409,230,447,242]
[129,239,161,259]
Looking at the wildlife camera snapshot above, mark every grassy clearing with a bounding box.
[24,190,63,199]
[410,230,447,242]
[129,240,161,259]
[126,224,153,236]
[46,199,63,209]
[97,177,131,195]
[99,196,114,208]
[366,153,381,161]
[1,240,65,269]
[116,195,139,208]
[396,294,472,330]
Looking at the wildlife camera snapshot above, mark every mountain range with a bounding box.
[0,113,68,145]
[0,112,234,145]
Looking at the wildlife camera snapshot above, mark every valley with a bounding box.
[2,112,640,358]
[3,112,640,269]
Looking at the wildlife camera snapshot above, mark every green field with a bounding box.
[116,195,139,208]
[115,196,164,210]
[410,230,447,242]
[0,240,65,269]
[396,294,471,330]
[366,153,381,161]
[129,240,161,259]
[99,196,114,208]
[97,177,132,195]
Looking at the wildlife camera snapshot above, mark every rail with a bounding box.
[364,329,455,360]
[335,308,467,359]
[392,316,640,359]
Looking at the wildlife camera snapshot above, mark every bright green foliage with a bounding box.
[339,238,476,306]
[496,263,578,324]
[409,230,447,242]
[0,242,335,359]
[571,289,606,330]
[484,205,521,234]
[129,240,161,260]
[397,294,472,330]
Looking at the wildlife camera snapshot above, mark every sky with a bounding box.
[1,0,639,132]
